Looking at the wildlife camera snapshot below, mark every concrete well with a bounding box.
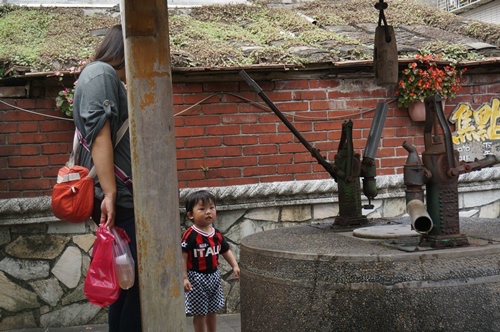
[240,217,500,332]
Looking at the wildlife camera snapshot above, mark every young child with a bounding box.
[181,190,240,332]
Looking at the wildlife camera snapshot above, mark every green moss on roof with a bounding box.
[0,8,49,68]
[0,0,499,78]
[0,5,118,76]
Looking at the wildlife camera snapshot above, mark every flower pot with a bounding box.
[408,99,446,122]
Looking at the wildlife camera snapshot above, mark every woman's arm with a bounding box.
[91,120,116,228]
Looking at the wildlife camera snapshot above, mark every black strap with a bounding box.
[375,0,391,43]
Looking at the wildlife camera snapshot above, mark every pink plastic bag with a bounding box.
[84,224,121,306]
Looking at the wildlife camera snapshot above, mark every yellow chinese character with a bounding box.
[487,98,500,140]
[451,104,475,144]
[473,102,492,141]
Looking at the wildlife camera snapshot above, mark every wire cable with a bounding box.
[0,99,73,121]
[1,79,496,123]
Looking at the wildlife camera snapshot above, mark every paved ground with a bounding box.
[7,314,241,332]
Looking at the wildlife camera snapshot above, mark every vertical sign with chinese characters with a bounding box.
[449,98,500,162]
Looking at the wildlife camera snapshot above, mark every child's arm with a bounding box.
[222,249,240,279]
[182,251,192,291]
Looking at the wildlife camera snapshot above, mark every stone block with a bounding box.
[313,203,339,219]
[479,201,500,218]
[245,207,279,222]
[0,312,36,331]
[216,210,245,233]
[0,272,39,312]
[382,198,406,217]
[462,190,500,209]
[29,278,64,307]
[51,247,82,289]
[0,257,50,280]
[281,205,311,222]
[72,234,96,252]
[48,222,87,234]
[6,235,69,259]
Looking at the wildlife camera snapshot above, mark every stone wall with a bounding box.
[0,167,500,330]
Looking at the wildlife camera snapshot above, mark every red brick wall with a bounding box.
[1,72,499,198]
[0,99,74,198]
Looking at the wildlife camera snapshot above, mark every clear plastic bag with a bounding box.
[110,226,135,290]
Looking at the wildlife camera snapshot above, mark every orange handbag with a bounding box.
[52,163,95,223]
[51,130,96,223]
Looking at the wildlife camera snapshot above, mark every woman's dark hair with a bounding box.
[185,190,216,213]
[94,24,125,70]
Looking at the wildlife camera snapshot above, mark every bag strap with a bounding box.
[67,130,80,168]
[112,120,132,190]
[115,119,129,145]
[111,120,133,192]
[76,119,130,181]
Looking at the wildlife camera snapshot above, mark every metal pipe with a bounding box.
[407,199,433,234]
[363,102,388,160]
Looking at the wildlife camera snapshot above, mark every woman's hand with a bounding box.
[100,194,116,228]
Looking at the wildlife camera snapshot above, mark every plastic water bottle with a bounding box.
[115,254,135,289]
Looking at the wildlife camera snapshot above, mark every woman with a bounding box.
[73,24,142,332]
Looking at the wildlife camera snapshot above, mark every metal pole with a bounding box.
[239,70,337,177]
[121,0,186,330]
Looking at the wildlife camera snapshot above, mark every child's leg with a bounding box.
[206,312,217,332]
[192,315,207,332]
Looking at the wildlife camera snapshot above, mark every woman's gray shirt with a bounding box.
[73,61,133,208]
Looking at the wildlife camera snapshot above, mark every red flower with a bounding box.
[396,53,465,109]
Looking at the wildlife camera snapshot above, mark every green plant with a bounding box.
[420,43,481,62]
[54,61,86,117]
[55,84,74,117]
[0,9,48,70]
[396,53,466,109]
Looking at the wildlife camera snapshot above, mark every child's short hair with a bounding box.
[185,190,216,213]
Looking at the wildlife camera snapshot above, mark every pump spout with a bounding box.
[403,141,433,233]
[402,141,430,202]
[407,199,433,234]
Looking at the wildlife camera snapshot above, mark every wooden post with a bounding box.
[121,0,186,330]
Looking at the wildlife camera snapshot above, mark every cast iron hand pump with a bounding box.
[239,70,388,226]
[403,94,499,248]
